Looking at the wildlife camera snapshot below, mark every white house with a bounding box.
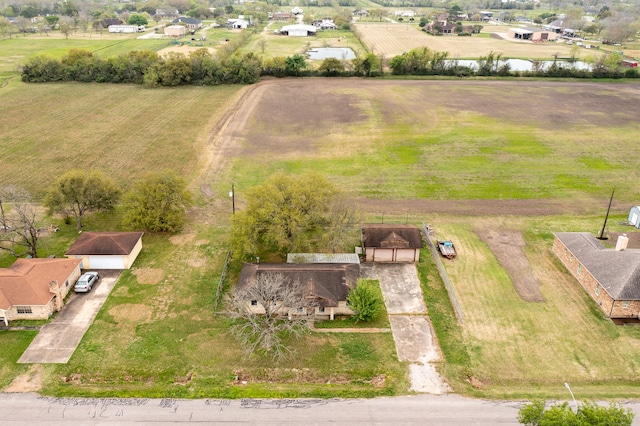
[108,25,143,33]
[65,232,144,270]
[164,25,186,37]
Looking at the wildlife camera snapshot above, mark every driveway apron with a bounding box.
[18,271,121,364]
[361,263,451,394]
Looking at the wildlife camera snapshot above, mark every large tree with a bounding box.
[122,171,193,233]
[225,272,316,359]
[44,170,121,230]
[0,186,40,258]
[231,172,359,260]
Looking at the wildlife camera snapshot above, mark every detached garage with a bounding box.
[65,232,144,269]
[629,206,640,228]
[362,224,422,262]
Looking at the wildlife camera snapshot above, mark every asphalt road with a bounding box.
[0,393,524,425]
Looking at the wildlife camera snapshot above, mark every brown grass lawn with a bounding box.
[354,22,588,60]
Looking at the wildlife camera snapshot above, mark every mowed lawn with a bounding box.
[430,215,640,399]
[353,22,581,59]
[0,81,243,197]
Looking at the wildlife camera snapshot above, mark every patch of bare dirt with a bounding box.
[109,304,152,323]
[187,257,206,268]
[132,268,164,284]
[476,229,544,302]
[169,234,195,245]
[4,364,42,393]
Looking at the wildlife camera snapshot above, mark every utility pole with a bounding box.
[229,183,235,215]
[597,188,615,240]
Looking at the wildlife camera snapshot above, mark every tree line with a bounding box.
[22,46,639,86]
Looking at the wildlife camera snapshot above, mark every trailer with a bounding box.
[437,240,457,259]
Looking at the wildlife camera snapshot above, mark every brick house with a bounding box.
[0,258,82,325]
[553,232,640,319]
[362,224,422,262]
[237,262,359,320]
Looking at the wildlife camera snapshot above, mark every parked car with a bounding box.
[74,272,99,293]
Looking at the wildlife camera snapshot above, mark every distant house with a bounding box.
[629,206,640,228]
[291,6,303,15]
[103,18,123,27]
[279,24,317,37]
[155,8,179,18]
[108,25,142,33]
[171,17,202,31]
[479,11,493,21]
[164,25,186,37]
[543,19,566,33]
[0,258,82,325]
[228,18,249,29]
[362,224,423,262]
[313,18,336,30]
[508,27,557,42]
[353,9,369,17]
[553,232,640,319]
[394,10,415,17]
[237,263,359,320]
[65,232,144,270]
[271,12,293,20]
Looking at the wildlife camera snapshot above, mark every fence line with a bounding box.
[422,222,464,325]
[213,250,232,312]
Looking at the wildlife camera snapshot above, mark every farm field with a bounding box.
[353,21,582,59]
[3,78,640,399]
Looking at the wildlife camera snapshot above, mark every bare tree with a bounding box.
[0,186,40,258]
[225,272,317,360]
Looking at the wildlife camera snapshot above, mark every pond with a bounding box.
[306,47,356,61]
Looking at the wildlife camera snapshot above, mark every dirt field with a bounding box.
[201,78,640,215]
[476,229,544,302]
[353,22,578,59]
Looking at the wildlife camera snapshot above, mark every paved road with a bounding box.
[18,270,121,364]
[0,393,524,425]
[361,263,450,394]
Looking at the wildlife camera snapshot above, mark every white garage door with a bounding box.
[89,256,125,269]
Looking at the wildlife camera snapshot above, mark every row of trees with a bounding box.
[388,48,639,79]
[21,46,639,87]
[21,49,264,86]
[0,170,192,258]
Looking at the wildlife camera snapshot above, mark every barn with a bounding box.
[629,206,640,228]
[362,224,422,262]
[164,25,186,37]
[280,24,317,37]
[507,27,557,42]
[65,232,144,269]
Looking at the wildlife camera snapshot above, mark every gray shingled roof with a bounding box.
[555,232,640,300]
[362,224,422,249]
[237,263,359,307]
[287,253,360,264]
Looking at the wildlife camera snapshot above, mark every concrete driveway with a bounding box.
[18,270,121,364]
[361,263,451,394]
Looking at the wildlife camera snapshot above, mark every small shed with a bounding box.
[164,25,186,37]
[362,224,422,262]
[629,206,640,228]
[65,232,144,269]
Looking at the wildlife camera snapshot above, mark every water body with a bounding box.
[306,47,356,60]
[448,59,591,72]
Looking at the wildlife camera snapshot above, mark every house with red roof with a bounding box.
[0,258,82,325]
